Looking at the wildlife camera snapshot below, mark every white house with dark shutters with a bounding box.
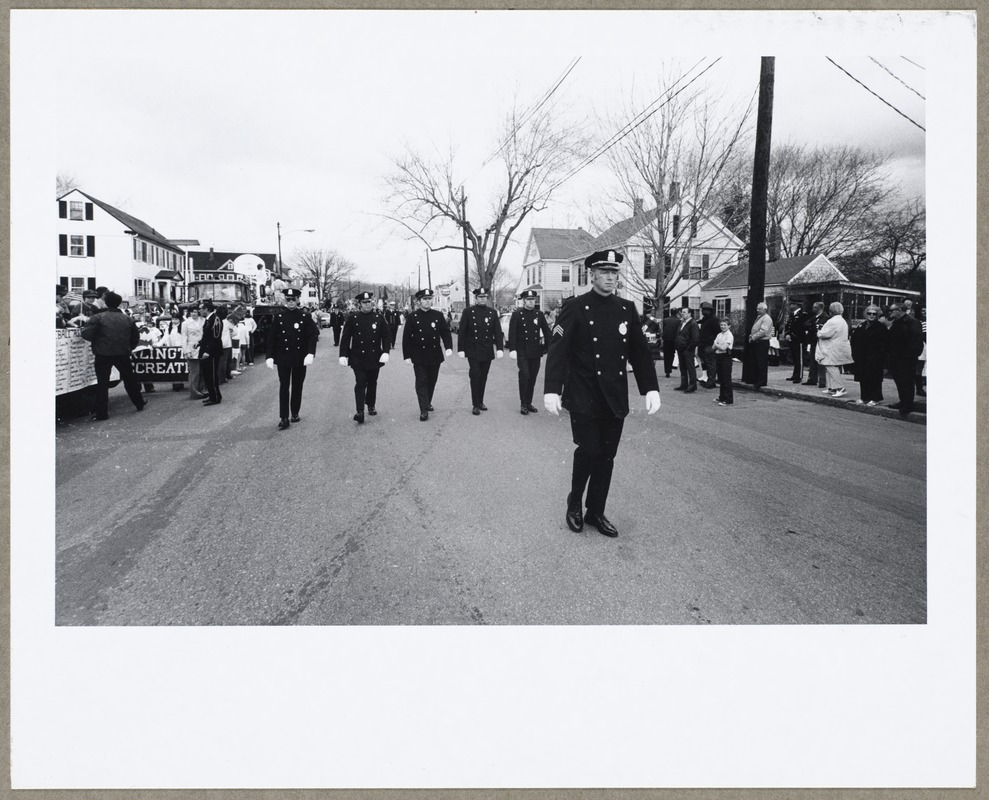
[57,189,189,305]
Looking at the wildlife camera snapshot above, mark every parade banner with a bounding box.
[55,328,98,395]
[130,346,189,381]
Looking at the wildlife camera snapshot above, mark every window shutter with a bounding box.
[59,234,67,256]
[86,235,96,257]
[725,299,731,314]
[87,278,96,291]
[58,201,67,218]
[681,296,689,308]
[85,203,94,220]
[59,276,69,289]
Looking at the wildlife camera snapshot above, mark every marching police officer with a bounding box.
[339,291,392,424]
[544,250,661,539]
[383,300,402,345]
[457,287,504,415]
[402,288,453,421]
[265,287,319,430]
[508,289,553,415]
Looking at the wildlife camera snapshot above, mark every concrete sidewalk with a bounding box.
[727,363,927,424]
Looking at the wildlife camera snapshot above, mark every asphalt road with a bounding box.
[56,343,927,626]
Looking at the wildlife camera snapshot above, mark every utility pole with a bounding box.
[426,249,432,291]
[742,56,775,383]
[461,187,470,309]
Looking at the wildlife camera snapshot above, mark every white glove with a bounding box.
[379,352,389,364]
[303,354,314,366]
[544,393,562,416]
[496,350,504,359]
[458,351,466,359]
[646,390,661,415]
[404,358,412,365]
[445,349,453,356]
[266,358,274,369]
[509,351,517,360]
[339,356,348,366]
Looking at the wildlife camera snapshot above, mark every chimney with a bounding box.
[768,223,780,262]
[208,247,214,265]
[669,182,680,202]
[633,198,644,215]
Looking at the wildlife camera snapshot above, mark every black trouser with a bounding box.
[468,358,492,406]
[332,324,342,346]
[413,363,440,412]
[806,343,825,386]
[891,358,918,411]
[352,365,381,412]
[698,344,716,385]
[788,340,803,380]
[715,353,734,403]
[569,411,626,516]
[858,366,884,402]
[517,355,542,406]
[748,340,770,387]
[277,362,308,419]
[662,341,676,376]
[201,355,223,402]
[677,346,697,388]
[93,354,144,418]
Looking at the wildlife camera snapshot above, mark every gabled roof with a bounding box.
[592,208,658,251]
[702,254,841,291]
[187,250,279,273]
[64,190,182,252]
[154,270,184,280]
[530,228,596,261]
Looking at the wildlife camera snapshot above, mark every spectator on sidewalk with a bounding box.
[660,312,680,379]
[713,318,735,406]
[697,302,721,389]
[241,309,257,365]
[746,302,774,390]
[850,304,888,406]
[182,305,207,399]
[673,308,699,393]
[815,302,853,398]
[916,306,927,397]
[784,301,806,383]
[220,312,235,382]
[803,302,829,387]
[79,291,146,421]
[886,302,925,415]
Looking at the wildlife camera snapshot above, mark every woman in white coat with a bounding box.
[815,301,854,398]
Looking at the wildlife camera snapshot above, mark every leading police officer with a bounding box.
[544,250,661,538]
[339,291,392,423]
[402,288,453,421]
[457,287,504,415]
[508,289,553,415]
[266,287,319,430]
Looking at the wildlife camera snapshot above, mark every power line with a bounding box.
[868,56,925,100]
[900,56,925,71]
[825,57,925,132]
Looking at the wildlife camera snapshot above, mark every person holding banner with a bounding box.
[80,291,146,421]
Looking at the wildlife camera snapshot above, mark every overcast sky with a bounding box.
[49,10,928,288]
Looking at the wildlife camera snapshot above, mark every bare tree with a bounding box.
[382,96,590,293]
[290,247,358,304]
[873,197,926,289]
[601,65,755,311]
[767,143,895,259]
[56,172,80,197]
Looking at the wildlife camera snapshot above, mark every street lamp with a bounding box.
[276,222,315,278]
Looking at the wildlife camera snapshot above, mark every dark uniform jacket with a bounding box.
[545,290,659,418]
[661,315,681,344]
[340,309,392,370]
[383,308,402,342]
[508,306,552,358]
[268,306,319,366]
[80,308,140,356]
[888,314,925,365]
[805,312,828,344]
[674,317,700,350]
[402,308,453,366]
[698,312,722,347]
[197,312,225,359]
[785,309,806,343]
[457,304,504,361]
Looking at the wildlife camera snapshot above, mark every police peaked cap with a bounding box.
[472,287,489,298]
[355,291,375,302]
[284,287,302,299]
[415,288,434,299]
[584,250,624,269]
[518,289,538,299]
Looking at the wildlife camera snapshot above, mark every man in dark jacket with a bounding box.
[696,302,721,388]
[402,288,453,421]
[198,304,227,406]
[383,301,402,345]
[457,287,505,415]
[783,302,806,383]
[265,288,319,429]
[544,250,660,539]
[329,305,345,346]
[80,291,145,421]
[660,312,681,378]
[803,302,829,387]
[508,289,553,415]
[673,307,700,393]
[886,302,925,415]
[339,291,392,423]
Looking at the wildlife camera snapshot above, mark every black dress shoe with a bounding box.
[673,386,686,391]
[203,399,220,406]
[420,411,429,421]
[584,511,618,538]
[520,406,529,415]
[526,404,539,413]
[472,407,481,415]
[427,404,434,412]
[566,492,583,532]
[888,402,902,409]
[367,407,377,415]
[685,385,697,393]
[291,415,301,423]
[478,403,488,411]
[353,412,365,424]
[93,414,109,422]
[801,381,815,385]
[135,400,147,411]
[278,418,290,430]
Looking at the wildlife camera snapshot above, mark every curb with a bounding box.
[731,381,927,425]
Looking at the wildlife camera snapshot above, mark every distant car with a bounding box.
[449,311,462,333]
[318,311,332,329]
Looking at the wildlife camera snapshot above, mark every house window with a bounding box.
[577,265,587,286]
[141,242,148,262]
[69,235,85,257]
[561,265,570,283]
[672,214,681,238]
[664,254,673,275]
[70,276,86,292]
[701,254,710,280]
[715,298,732,317]
[135,279,151,298]
[538,266,543,285]
[69,201,84,220]
[644,252,654,280]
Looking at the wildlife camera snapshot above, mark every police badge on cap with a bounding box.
[356,291,375,302]
[584,250,624,270]
[472,288,489,298]
[284,287,302,299]
[415,288,434,300]
[518,289,538,300]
